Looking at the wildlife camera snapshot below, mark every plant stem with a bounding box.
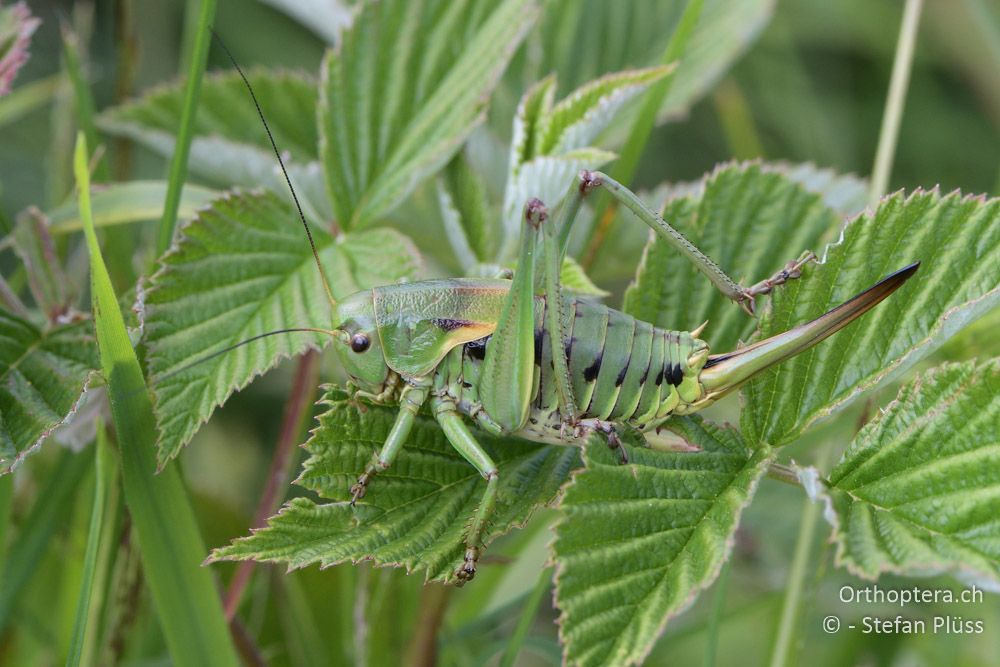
[229,616,268,667]
[112,0,139,181]
[223,350,320,619]
[767,448,827,667]
[406,583,452,667]
[868,0,924,207]
[156,0,217,255]
[499,566,552,667]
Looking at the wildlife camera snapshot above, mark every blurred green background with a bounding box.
[1,0,998,665]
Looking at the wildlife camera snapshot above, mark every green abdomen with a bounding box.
[554,297,706,426]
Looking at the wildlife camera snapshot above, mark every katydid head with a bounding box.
[332,292,391,390]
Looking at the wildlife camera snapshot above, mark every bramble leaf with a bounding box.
[0,311,96,473]
[98,69,330,219]
[143,190,420,464]
[808,360,1000,586]
[259,0,353,45]
[437,152,495,270]
[500,68,669,259]
[508,0,773,122]
[320,0,538,230]
[743,190,1000,447]
[211,390,580,582]
[538,67,672,157]
[560,257,609,298]
[46,181,219,233]
[554,417,773,667]
[623,162,841,352]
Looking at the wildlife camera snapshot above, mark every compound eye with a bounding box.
[350,333,371,353]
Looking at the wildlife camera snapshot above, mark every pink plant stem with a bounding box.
[223,351,320,620]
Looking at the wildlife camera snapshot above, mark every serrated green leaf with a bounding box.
[506,0,773,124]
[320,0,537,230]
[437,152,495,270]
[646,163,869,220]
[622,163,841,352]
[743,190,1000,447]
[509,75,556,174]
[211,390,580,582]
[12,209,72,319]
[0,2,40,96]
[554,416,773,667]
[539,66,672,156]
[501,149,615,258]
[0,311,96,473]
[98,69,329,218]
[777,162,869,218]
[46,181,219,233]
[260,0,354,45]
[144,189,420,463]
[101,68,318,162]
[810,360,1000,585]
[560,257,609,297]
[500,68,669,261]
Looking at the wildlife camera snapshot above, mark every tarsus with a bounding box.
[211,29,338,309]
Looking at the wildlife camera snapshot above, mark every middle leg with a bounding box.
[431,395,500,585]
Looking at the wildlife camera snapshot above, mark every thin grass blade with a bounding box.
[156,0,217,254]
[74,132,239,666]
[0,448,91,633]
[65,418,118,667]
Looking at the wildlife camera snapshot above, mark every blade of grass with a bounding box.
[61,22,108,183]
[56,462,94,661]
[0,473,12,574]
[279,573,331,667]
[74,132,240,667]
[46,181,219,234]
[711,78,765,160]
[703,561,731,667]
[78,465,122,667]
[62,20,136,287]
[66,418,118,667]
[0,448,91,634]
[868,0,924,206]
[498,566,551,667]
[0,74,62,127]
[156,0,217,254]
[580,0,704,268]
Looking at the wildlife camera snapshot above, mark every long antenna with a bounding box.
[211,29,338,309]
[156,328,342,384]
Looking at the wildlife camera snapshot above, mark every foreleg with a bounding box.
[349,379,430,504]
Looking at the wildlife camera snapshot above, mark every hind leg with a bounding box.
[575,418,628,464]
